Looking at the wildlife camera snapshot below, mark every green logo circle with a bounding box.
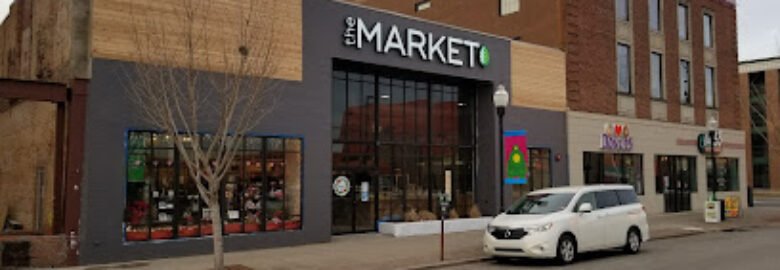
[479,46,490,67]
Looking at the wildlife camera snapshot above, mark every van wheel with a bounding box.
[556,235,576,264]
[624,228,641,254]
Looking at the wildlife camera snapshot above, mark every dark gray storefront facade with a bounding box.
[78,0,566,264]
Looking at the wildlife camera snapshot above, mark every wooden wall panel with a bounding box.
[510,41,567,111]
[92,0,302,81]
[0,0,73,82]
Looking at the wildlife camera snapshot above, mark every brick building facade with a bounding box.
[351,0,748,214]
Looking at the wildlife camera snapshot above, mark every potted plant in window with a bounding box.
[178,211,199,237]
[151,226,173,240]
[225,221,243,234]
[244,214,260,233]
[126,226,149,241]
[284,216,301,230]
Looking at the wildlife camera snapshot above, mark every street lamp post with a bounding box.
[493,85,509,212]
[707,116,719,202]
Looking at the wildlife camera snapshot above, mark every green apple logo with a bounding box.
[479,46,490,67]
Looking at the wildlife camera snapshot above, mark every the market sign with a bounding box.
[343,16,490,68]
[601,123,633,151]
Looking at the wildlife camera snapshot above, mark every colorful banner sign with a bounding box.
[504,130,529,185]
[725,196,740,218]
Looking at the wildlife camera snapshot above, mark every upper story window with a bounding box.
[616,0,630,22]
[651,52,664,99]
[500,0,520,16]
[678,3,689,40]
[705,66,717,108]
[617,43,632,94]
[704,13,714,47]
[415,0,431,12]
[649,0,661,31]
[680,59,692,105]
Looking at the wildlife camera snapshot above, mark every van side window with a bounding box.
[617,189,639,205]
[574,192,598,212]
[595,191,620,209]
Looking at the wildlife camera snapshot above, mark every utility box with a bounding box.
[704,201,722,223]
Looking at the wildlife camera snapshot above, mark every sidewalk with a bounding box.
[62,206,780,270]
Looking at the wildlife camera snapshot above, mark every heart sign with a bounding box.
[614,124,623,137]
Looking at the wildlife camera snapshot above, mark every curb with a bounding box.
[403,224,773,270]
[400,257,490,270]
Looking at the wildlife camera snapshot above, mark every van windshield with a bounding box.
[506,193,575,215]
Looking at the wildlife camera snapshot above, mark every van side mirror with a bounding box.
[578,203,593,213]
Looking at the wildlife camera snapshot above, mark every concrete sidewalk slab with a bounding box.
[58,206,780,270]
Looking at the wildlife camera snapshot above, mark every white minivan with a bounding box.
[484,185,649,264]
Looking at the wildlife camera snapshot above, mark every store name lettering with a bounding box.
[343,17,490,68]
[601,123,633,151]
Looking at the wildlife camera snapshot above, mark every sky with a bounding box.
[0,0,776,61]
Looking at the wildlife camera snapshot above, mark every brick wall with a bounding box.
[564,0,618,115]
[345,0,565,49]
[633,0,651,119]
[565,0,740,130]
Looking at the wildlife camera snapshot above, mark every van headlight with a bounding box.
[487,225,497,233]
[527,223,553,233]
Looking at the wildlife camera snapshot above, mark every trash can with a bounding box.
[704,201,722,223]
[748,187,754,207]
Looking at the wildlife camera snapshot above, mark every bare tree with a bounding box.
[748,74,780,151]
[124,1,278,269]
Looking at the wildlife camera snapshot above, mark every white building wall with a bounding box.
[566,111,748,215]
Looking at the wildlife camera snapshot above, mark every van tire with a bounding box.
[556,234,577,264]
[624,228,641,254]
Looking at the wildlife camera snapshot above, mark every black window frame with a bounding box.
[649,0,661,32]
[123,131,305,242]
[584,152,645,195]
[651,52,664,100]
[703,12,714,48]
[616,0,630,22]
[678,3,689,41]
[705,66,717,108]
[617,43,633,94]
[680,59,692,105]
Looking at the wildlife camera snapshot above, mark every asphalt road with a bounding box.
[442,227,780,270]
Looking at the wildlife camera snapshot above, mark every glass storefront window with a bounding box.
[511,148,552,203]
[331,61,477,234]
[655,156,697,194]
[123,131,303,242]
[707,158,739,192]
[583,152,644,195]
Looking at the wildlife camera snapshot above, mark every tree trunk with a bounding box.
[210,200,224,270]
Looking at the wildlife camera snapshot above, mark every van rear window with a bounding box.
[617,189,639,205]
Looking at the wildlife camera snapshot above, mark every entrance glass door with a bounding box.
[331,61,477,234]
[331,169,376,234]
[656,156,696,213]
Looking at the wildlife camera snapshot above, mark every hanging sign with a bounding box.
[333,176,351,197]
[504,130,529,185]
[601,123,633,151]
[343,16,490,68]
[697,131,722,154]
